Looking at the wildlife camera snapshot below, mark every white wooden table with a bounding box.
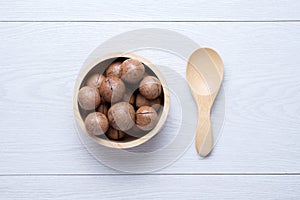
[1,1,300,199]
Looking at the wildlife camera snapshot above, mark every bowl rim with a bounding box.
[73,52,170,149]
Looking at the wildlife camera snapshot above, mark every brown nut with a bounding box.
[97,104,108,116]
[121,59,145,84]
[126,125,147,138]
[139,76,162,100]
[143,72,150,78]
[86,74,105,89]
[106,62,122,78]
[85,112,109,136]
[136,94,162,111]
[136,106,158,131]
[105,127,125,140]
[99,76,125,103]
[122,88,136,105]
[108,102,135,131]
[78,86,101,110]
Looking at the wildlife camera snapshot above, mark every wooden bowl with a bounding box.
[73,52,170,149]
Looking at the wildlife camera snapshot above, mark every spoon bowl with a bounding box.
[186,48,224,157]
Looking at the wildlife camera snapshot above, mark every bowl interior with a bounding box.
[74,54,170,149]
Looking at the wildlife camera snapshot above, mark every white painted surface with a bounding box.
[0,1,300,199]
[0,22,300,174]
[1,176,300,199]
[0,0,299,21]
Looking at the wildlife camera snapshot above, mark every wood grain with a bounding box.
[187,48,224,156]
[0,0,299,21]
[0,22,300,174]
[1,175,299,199]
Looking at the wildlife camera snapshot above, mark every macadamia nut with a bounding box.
[136,106,158,131]
[139,76,162,100]
[106,62,122,78]
[108,102,135,131]
[106,127,125,140]
[136,94,161,111]
[121,59,145,84]
[86,74,105,89]
[78,86,101,110]
[122,88,136,105]
[85,112,109,136]
[100,76,125,103]
[97,104,108,116]
[126,125,147,138]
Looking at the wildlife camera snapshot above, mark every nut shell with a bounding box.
[106,127,125,140]
[126,125,147,138]
[139,76,162,100]
[86,74,105,89]
[106,62,122,78]
[136,94,161,111]
[97,104,108,116]
[108,102,135,131]
[123,89,136,105]
[100,76,125,103]
[78,86,101,110]
[136,106,158,131]
[121,59,145,84]
[85,112,109,136]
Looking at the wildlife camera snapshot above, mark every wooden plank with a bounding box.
[1,175,300,199]
[0,22,300,174]
[0,0,300,21]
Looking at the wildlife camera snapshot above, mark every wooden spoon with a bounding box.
[186,48,224,157]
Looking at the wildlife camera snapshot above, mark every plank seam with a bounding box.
[0,20,300,23]
[1,173,300,177]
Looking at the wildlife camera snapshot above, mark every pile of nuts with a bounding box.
[78,58,163,141]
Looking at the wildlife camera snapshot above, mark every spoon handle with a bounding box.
[195,108,213,157]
